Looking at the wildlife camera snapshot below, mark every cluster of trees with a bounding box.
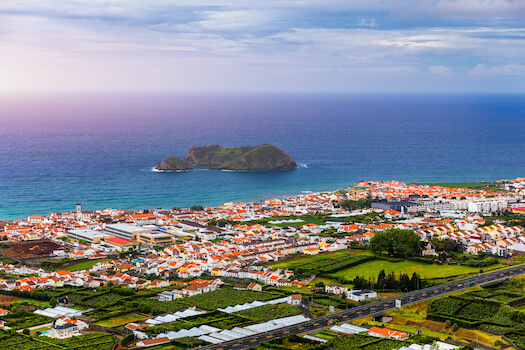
[430,237,462,253]
[339,198,372,211]
[352,270,424,292]
[370,228,420,258]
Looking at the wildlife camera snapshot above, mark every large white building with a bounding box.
[68,228,108,243]
[468,199,507,213]
[105,223,151,240]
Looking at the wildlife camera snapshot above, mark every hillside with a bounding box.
[155,156,193,171]
[218,144,297,171]
[184,144,296,171]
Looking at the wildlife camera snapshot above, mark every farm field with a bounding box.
[93,312,148,327]
[331,259,506,280]
[65,259,111,271]
[266,248,370,269]
[413,182,503,191]
[0,331,116,350]
[349,285,522,349]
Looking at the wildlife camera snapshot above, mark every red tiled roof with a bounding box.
[106,237,135,245]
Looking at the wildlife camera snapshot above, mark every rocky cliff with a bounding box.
[184,144,296,171]
[155,156,193,171]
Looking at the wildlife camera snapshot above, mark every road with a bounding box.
[196,263,525,350]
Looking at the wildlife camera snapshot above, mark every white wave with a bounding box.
[151,167,190,173]
[299,163,308,168]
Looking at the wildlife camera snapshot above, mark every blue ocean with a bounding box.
[0,93,524,220]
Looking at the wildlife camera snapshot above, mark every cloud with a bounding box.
[473,64,525,76]
[1,0,525,92]
[358,19,377,27]
[363,66,419,72]
[429,65,452,74]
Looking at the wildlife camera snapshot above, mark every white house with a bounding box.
[46,317,88,339]
[325,283,348,295]
[287,294,302,305]
[347,289,377,302]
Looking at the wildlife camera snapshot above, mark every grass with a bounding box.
[331,259,506,280]
[266,248,370,269]
[11,299,52,308]
[350,286,511,349]
[413,182,503,191]
[65,259,111,271]
[313,330,339,340]
[269,220,326,227]
[93,313,148,327]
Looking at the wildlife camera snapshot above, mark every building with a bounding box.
[157,290,183,302]
[325,284,348,295]
[68,229,108,244]
[136,337,171,348]
[105,223,151,241]
[132,230,176,246]
[512,206,525,215]
[347,290,377,302]
[103,237,138,252]
[468,199,507,213]
[47,317,88,339]
[182,281,217,297]
[288,294,302,305]
[368,326,408,340]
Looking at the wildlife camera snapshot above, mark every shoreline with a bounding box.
[0,179,514,222]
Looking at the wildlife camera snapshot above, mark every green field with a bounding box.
[65,259,111,271]
[266,249,370,269]
[331,259,506,280]
[413,182,503,191]
[94,313,148,327]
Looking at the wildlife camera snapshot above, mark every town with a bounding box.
[1,177,525,350]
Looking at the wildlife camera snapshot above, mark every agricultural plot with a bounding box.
[146,311,251,334]
[65,259,111,271]
[427,288,525,334]
[506,332,525,349]
[80,293,130,308]
[266,249,368,269]
[331,259,504,280]
[183,289,283,311]
[233,303,301,322]
[290,255,374,276]
[258,334,438,350]
[93,312,148,327]
[0,310,53,330]
[0,331,115,350]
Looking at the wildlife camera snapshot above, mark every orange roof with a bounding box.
[369,326,408,338]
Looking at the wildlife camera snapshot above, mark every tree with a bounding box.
[452,323,459,332]
[399,273,411,291]
[190,205,204,211]
[22,328,30,335]
[340,198,372,211]
[370,229,420,258]
[377,269,386,287]
[444,320,452,328]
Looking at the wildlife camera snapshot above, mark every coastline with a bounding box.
[0,178,515,222]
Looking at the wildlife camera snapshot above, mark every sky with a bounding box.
[1,0,525,93]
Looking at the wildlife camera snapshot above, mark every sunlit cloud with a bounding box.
[473,64,525,76]
[0,0,524,92]
[429,65,452,74]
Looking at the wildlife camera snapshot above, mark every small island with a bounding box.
[155,144,297,171]
[155,156,193,171]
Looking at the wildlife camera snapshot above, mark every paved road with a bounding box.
[195,264,525,350]
[15,322,53,333]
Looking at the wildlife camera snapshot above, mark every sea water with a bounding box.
[0,93,524,220]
